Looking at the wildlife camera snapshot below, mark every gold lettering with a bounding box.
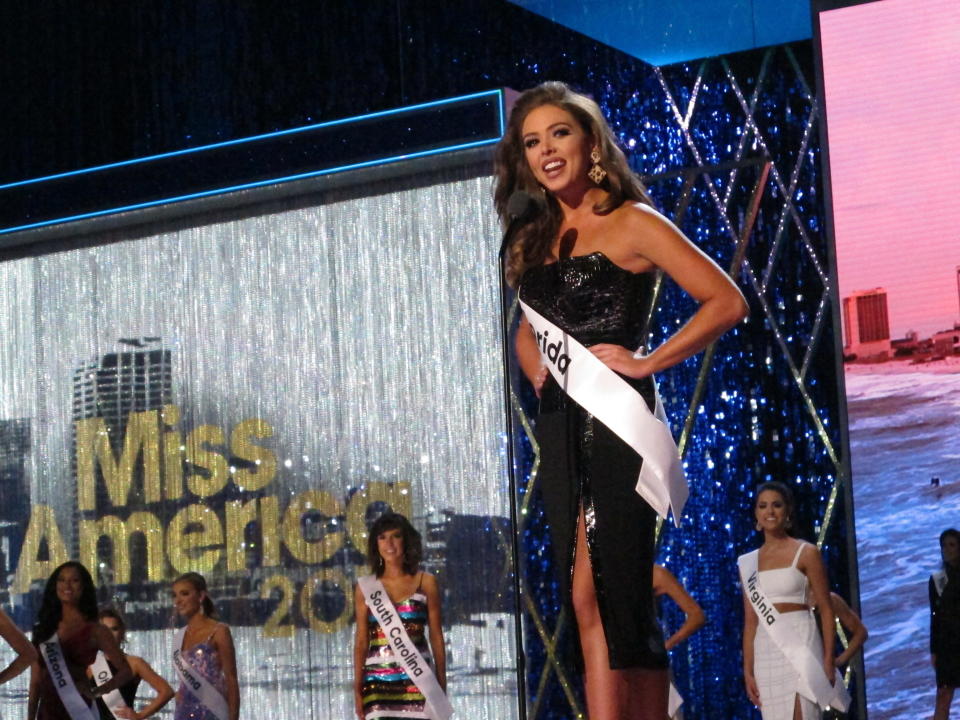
[161,405,184,500]
[301,568,353,633]
[185,425,228,498]
[345,482,412,555]
[260,495,280,567]
[167,504,223,574]
[225,498,259,573]
[12,505,69,594]
[281,490,344,565]
[76,411,161,511]
[230,419,276,492]
[79,512,164,585]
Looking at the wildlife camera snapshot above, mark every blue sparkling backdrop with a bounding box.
[0,2,853,716]
[512,47,853,720]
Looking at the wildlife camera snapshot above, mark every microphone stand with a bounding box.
[497,217,529,720]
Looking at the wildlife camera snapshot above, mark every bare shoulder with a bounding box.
[611,201,676,236]
[651,564,671,594]
[212,622,234,643]
[797,540,823,566]
[420,572,440,592]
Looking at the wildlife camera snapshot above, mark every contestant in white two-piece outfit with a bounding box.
[740,481,848,720]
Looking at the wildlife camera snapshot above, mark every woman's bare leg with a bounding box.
[623,667,668,720]
[934,685,955,720]
[571,510,669,720]
[572,509,624,720]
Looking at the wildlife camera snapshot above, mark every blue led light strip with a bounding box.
[0,136,500,236]
[0,89,504,191]
[0,89,505,237]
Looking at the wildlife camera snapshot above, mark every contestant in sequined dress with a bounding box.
[740,482,836,720]
[171,573,240,720]
[353,513,446,720]
[96,607,174,720]
[495,81,747,720]
[28,562,132,720]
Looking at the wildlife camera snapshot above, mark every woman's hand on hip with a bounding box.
[589,344,654,378]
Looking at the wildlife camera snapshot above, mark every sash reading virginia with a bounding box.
[519,299,688,525]
[40,633,99,720]
[357,574,454,720]
[172,626,230,720]
[738,550,850,712]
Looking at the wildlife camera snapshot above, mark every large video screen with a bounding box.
[0,172,519,717]
[820,0,960,716]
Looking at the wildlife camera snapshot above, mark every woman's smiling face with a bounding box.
[521,103,593,196]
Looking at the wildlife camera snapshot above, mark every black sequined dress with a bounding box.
[519,251,669,670]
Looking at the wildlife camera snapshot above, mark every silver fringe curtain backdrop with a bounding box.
[0,173,519,718]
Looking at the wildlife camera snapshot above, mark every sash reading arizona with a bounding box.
[41,634,99,720]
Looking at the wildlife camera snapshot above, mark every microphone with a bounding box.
[500,190,541,259]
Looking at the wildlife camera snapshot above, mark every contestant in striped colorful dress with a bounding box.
[353,513,446,720]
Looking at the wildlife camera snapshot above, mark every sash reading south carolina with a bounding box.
[358,574,454,720]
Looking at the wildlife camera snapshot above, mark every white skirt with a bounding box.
[753,610,822,720]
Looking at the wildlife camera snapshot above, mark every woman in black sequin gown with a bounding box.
[495,81,747,720]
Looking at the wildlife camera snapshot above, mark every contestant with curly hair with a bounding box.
[496,80,747,720]
[353,512,448,720]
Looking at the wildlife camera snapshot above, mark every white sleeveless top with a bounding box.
[758,542,809,604]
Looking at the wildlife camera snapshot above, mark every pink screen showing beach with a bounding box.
[821,0,960,716]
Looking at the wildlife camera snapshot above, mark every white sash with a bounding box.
[172,626,230,720]
[358,574,454,720]
[519,299,688,525]
[933,570,948,596]
[668,678,682,718]
[738,551,850,712]
[90,651,129,719]
[40,633,99,720]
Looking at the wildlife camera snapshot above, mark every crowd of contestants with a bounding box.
[0,78,957,720]
[0,564,238,720]
[0,508,950,720]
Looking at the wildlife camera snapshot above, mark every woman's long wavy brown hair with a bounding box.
[494,81,653,286]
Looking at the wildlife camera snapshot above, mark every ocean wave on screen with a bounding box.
[863,606,928,657]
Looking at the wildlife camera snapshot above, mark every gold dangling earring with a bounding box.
[588,146,607,185]
[755,521,762,531]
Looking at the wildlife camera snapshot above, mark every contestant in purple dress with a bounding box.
[171,573,239,720]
